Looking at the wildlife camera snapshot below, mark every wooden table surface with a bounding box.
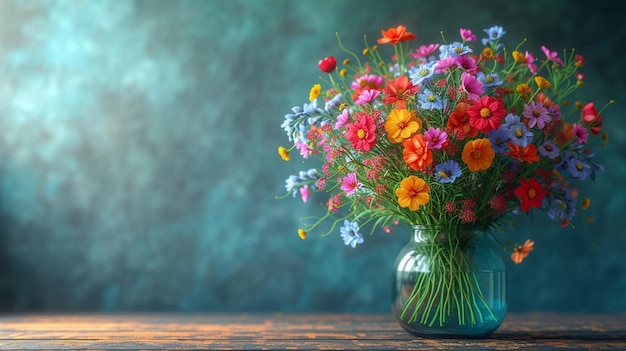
[0,312,625,350]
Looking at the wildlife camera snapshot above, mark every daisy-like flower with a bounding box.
[538,140,560,159]
[423,127,448,149]
[500,113,534,147]
[382,75,420,107]
[309,84,321,102]
[572,123,589,144]
[339,220,364,248]
[435,160,462,183]
[459,28,477,42]
[335,108,349,129]
[476,72,502,87]
[487,129,509,153]
[504,142,539,164]
[384,108,421,143]
[278,146,290,161]
[418,88,444,110]
[447,102,479,138]
[395,175,430,211]
[377,25,416,45]
[439,42,472,59]
[409,44,440,59]
[355,89,381,105]
[541,45,564,66]
[340,172,361,196]
[403,134,433,171]
[460,72,484,100]
[462,138,495,171]
[568,156,592,180]
[511,239,534,264]
[344,114,377,152]
[467,96,506,133]
[410,61,437,86]
[522,101,552,129]
[482,25,506,48]
[514,178,547,212]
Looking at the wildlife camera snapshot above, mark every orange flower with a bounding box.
[395,175,430,211]
[504,142,539,163]
[461,138,495,171]
[511,239,534,264]
[403,134,432,171]
[382,75,420,108]
[384,109,421,143]
[377,25,416,45]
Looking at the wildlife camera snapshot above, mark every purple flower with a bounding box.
[340,220,364,248]
[435,160,462,183]
[501,113,533,147]
[523,101,552,129]
[541,45,564,66]
[538,140,560,159]
[423,128,448,149]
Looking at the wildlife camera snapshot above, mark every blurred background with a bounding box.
[0,0,624,313]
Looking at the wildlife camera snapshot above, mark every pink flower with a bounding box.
[299,186,310,203]
[344,114,377,152]
[340,173,361,196]
[460,72,484,100]
[335,109,350,129]
[409,44,440,59]
[572,123,588,144]
[295,141,310,158]
[456,55,478,74]
[423,127,448,149]
[435,57,457,74]
[541,45,564,66]
[459,28,477,42]
[355,89,381,105]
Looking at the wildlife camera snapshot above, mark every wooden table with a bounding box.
[1,312,625,350]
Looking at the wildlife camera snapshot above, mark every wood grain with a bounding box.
[0,312,625,350]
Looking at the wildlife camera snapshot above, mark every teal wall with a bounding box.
[0,0,624,312]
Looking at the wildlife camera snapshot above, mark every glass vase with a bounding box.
[392,225,507,338]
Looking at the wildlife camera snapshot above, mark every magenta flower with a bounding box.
[355,89,381,105]
[296,141,310,158]
[541,45,564,66]
[456,55,478,74]
[459,28,477,42]
[340,172,361,196]
[350,74,384,90]
[573,123,589,144]
[435,56,457,74]
[460,72,484,100]
[524,51,537,74]
[423,127,448,149]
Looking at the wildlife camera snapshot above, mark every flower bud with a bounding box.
[318,56,337,73]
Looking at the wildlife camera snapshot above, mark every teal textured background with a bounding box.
[0,0,624,312]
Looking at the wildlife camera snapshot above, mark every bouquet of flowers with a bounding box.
[277,24,610,329]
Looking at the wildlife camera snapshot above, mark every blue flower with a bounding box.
[438,42,472,59]
[538,140,560,159]
[487,129,509,154]
[324,93,343,112]
[500,113,533,147]
[482,26,506,48]
[282,100,326,143]
[476,72,503,87]
[568,156,592,180]
[410,61,437,86]
[418,88,444,110]
[435,160,462,183]
[340,220,364,248]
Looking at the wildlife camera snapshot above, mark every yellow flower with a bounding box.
[298,229,307,240]
[482,47,493,59]
[534,76,552,89]
[339,69,347,77]
[309,84,321,102]
[384,109,421,143]
[395,175,430,211]
[512,50,526,63]
[516,83,532,100]
[277,146,290,161]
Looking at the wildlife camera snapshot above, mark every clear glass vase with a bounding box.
[392,225,507,338]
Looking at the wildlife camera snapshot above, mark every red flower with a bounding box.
[514,178,547,212]
[377,25,416,45]
[581,102,603,136]
[344,114,377,152]
[446,102,479,139]
[467,96,506,133]
[318,56,337,73]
